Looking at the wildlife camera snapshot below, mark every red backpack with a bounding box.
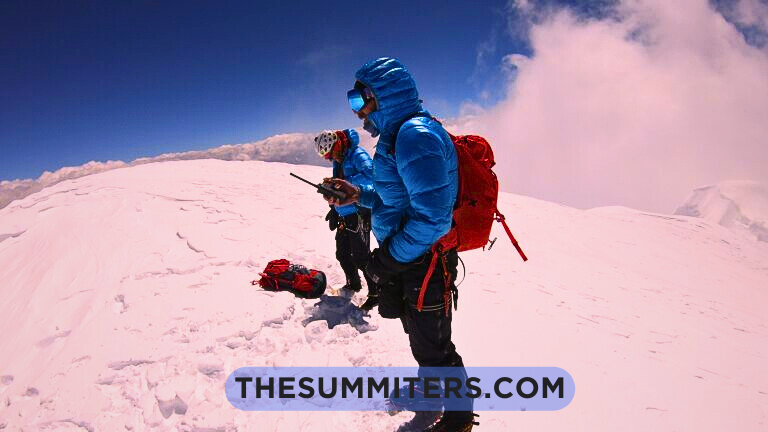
[252,259,327,299]
[395,122,528,313]
[436,133,527,258]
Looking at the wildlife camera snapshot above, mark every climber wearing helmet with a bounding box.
[313,129,378,311]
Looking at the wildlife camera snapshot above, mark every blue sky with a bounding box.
[0,0,532,181]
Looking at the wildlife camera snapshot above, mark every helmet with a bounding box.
[314,130,339,159]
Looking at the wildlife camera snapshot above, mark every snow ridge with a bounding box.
[0,133,331,211]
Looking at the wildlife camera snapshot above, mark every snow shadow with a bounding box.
[302,294,376,334]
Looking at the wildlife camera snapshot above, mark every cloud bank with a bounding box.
[456,0,768,213]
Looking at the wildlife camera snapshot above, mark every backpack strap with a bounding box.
[416,251,440,312]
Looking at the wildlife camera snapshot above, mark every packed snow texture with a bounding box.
[0,131,375,211]
[675,181,768,242]
[0,160,766,431]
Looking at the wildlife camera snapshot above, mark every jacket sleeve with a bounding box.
[358,183,377,209]
[345,147,373,189]
[371,200,405,245]
[388,125,455,263]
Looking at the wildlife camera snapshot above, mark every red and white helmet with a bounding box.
[314,130,339,159]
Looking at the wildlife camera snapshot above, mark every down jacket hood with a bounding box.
[354,58,423,136]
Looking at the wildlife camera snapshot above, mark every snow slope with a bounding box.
[675,181,768,242]
[0,160,766,431]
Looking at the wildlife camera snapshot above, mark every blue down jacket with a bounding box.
[355,58,458,263]
[333,129,373,217]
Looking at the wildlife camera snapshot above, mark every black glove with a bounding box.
[364,241,411,286]
[325,207,339,231]
[365,242,412,319]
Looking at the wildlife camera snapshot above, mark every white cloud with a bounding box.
[457,0,768,212]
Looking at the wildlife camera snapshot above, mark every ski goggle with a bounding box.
[347,86,375,112]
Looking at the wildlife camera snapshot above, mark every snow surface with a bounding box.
[0,160,766,431]
[675,181,768,242]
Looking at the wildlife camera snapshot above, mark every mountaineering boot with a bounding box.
[395,410,442,432]
[423,412,479,432]
[340,276,362,293]
[359,294,379,311]
[386,381,443,415]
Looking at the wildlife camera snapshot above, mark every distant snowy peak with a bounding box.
[675,181,768,242]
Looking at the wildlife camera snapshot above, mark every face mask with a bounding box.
[363,117,379,138]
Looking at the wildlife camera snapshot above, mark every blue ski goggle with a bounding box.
[347,86,375,112]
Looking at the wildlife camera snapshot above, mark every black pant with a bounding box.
[335,209,375,295]
[394,249,473,415]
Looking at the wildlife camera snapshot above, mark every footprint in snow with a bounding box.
[157,395,188,418]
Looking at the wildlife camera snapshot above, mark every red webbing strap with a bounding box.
[495,211,528,262]
[416,251,440,312]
